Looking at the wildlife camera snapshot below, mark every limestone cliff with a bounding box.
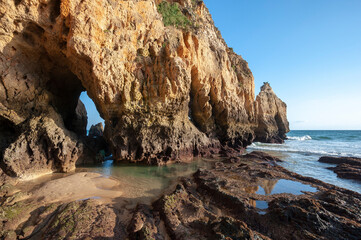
[0,0,289,178]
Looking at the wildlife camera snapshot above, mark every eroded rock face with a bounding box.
[1,110,84,178]
[0,0,89,178]
[255,83,289,143]
[0,0,289,176]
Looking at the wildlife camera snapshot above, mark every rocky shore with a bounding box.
[3,0,357,239]
[1,151,360,239]
[319,156,361,181]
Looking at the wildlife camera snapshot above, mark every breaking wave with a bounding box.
[248,142,361,158]
[287,135,312,141]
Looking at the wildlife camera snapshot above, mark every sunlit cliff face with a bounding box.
[0,0,288,179]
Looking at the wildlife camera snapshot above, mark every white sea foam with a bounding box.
[247,131,361,193]
[248,142,361,158]
[287,135,312,141]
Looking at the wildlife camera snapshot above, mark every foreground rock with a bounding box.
[1,110,84,179]
[0,0,289,177]
[0,172,124,239]
[152,152,361,240]
[1,152,360,239]
[319,156,361,181]
[1,200,126,239]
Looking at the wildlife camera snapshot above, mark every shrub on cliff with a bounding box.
[157,1,191,29]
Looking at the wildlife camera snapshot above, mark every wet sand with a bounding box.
[30,172,123,204]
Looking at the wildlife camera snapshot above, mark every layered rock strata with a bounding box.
[0,0,289,178]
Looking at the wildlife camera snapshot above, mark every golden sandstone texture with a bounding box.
[0,0,289,177]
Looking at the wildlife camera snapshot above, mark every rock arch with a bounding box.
[0,0,289,179]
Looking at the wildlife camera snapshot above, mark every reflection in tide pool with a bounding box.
[249,199,268,209]
[244,179,318,196]
[249,199,269,215]
[256,200,268,209]
[256,179,318,195]
[256,200,268,215]
[102,160,113,177]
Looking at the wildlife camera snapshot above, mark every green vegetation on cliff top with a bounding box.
[157,1,191,29]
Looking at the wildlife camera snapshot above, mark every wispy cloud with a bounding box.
[292,120,307,124]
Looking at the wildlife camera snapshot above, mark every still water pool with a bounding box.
[76,158,216,207]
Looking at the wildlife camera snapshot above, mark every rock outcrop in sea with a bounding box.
[0,0,289,179]
[319,156,361,181]
[254,83,289,143]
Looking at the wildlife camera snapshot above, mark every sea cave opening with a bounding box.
[77,91,112,164]
[79,92,105,134]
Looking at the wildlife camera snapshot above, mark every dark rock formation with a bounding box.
[255,83,290,143]
[79,122,111,165]
[319,156,361,181]
[89,122,104,138]
[70,99,88,136]
[37,201,123,239]
[0,0,89,178]
[77,136,109,165]
[1,110,84,178]
[319,156,361,166]
[0,0,289,179]
[17,200,125,239]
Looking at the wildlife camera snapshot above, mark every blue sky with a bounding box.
[80,92,104,129]
[204,0,361,130]
[81,0,361,130]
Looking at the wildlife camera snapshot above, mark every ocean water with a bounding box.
[248,130,361,193]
